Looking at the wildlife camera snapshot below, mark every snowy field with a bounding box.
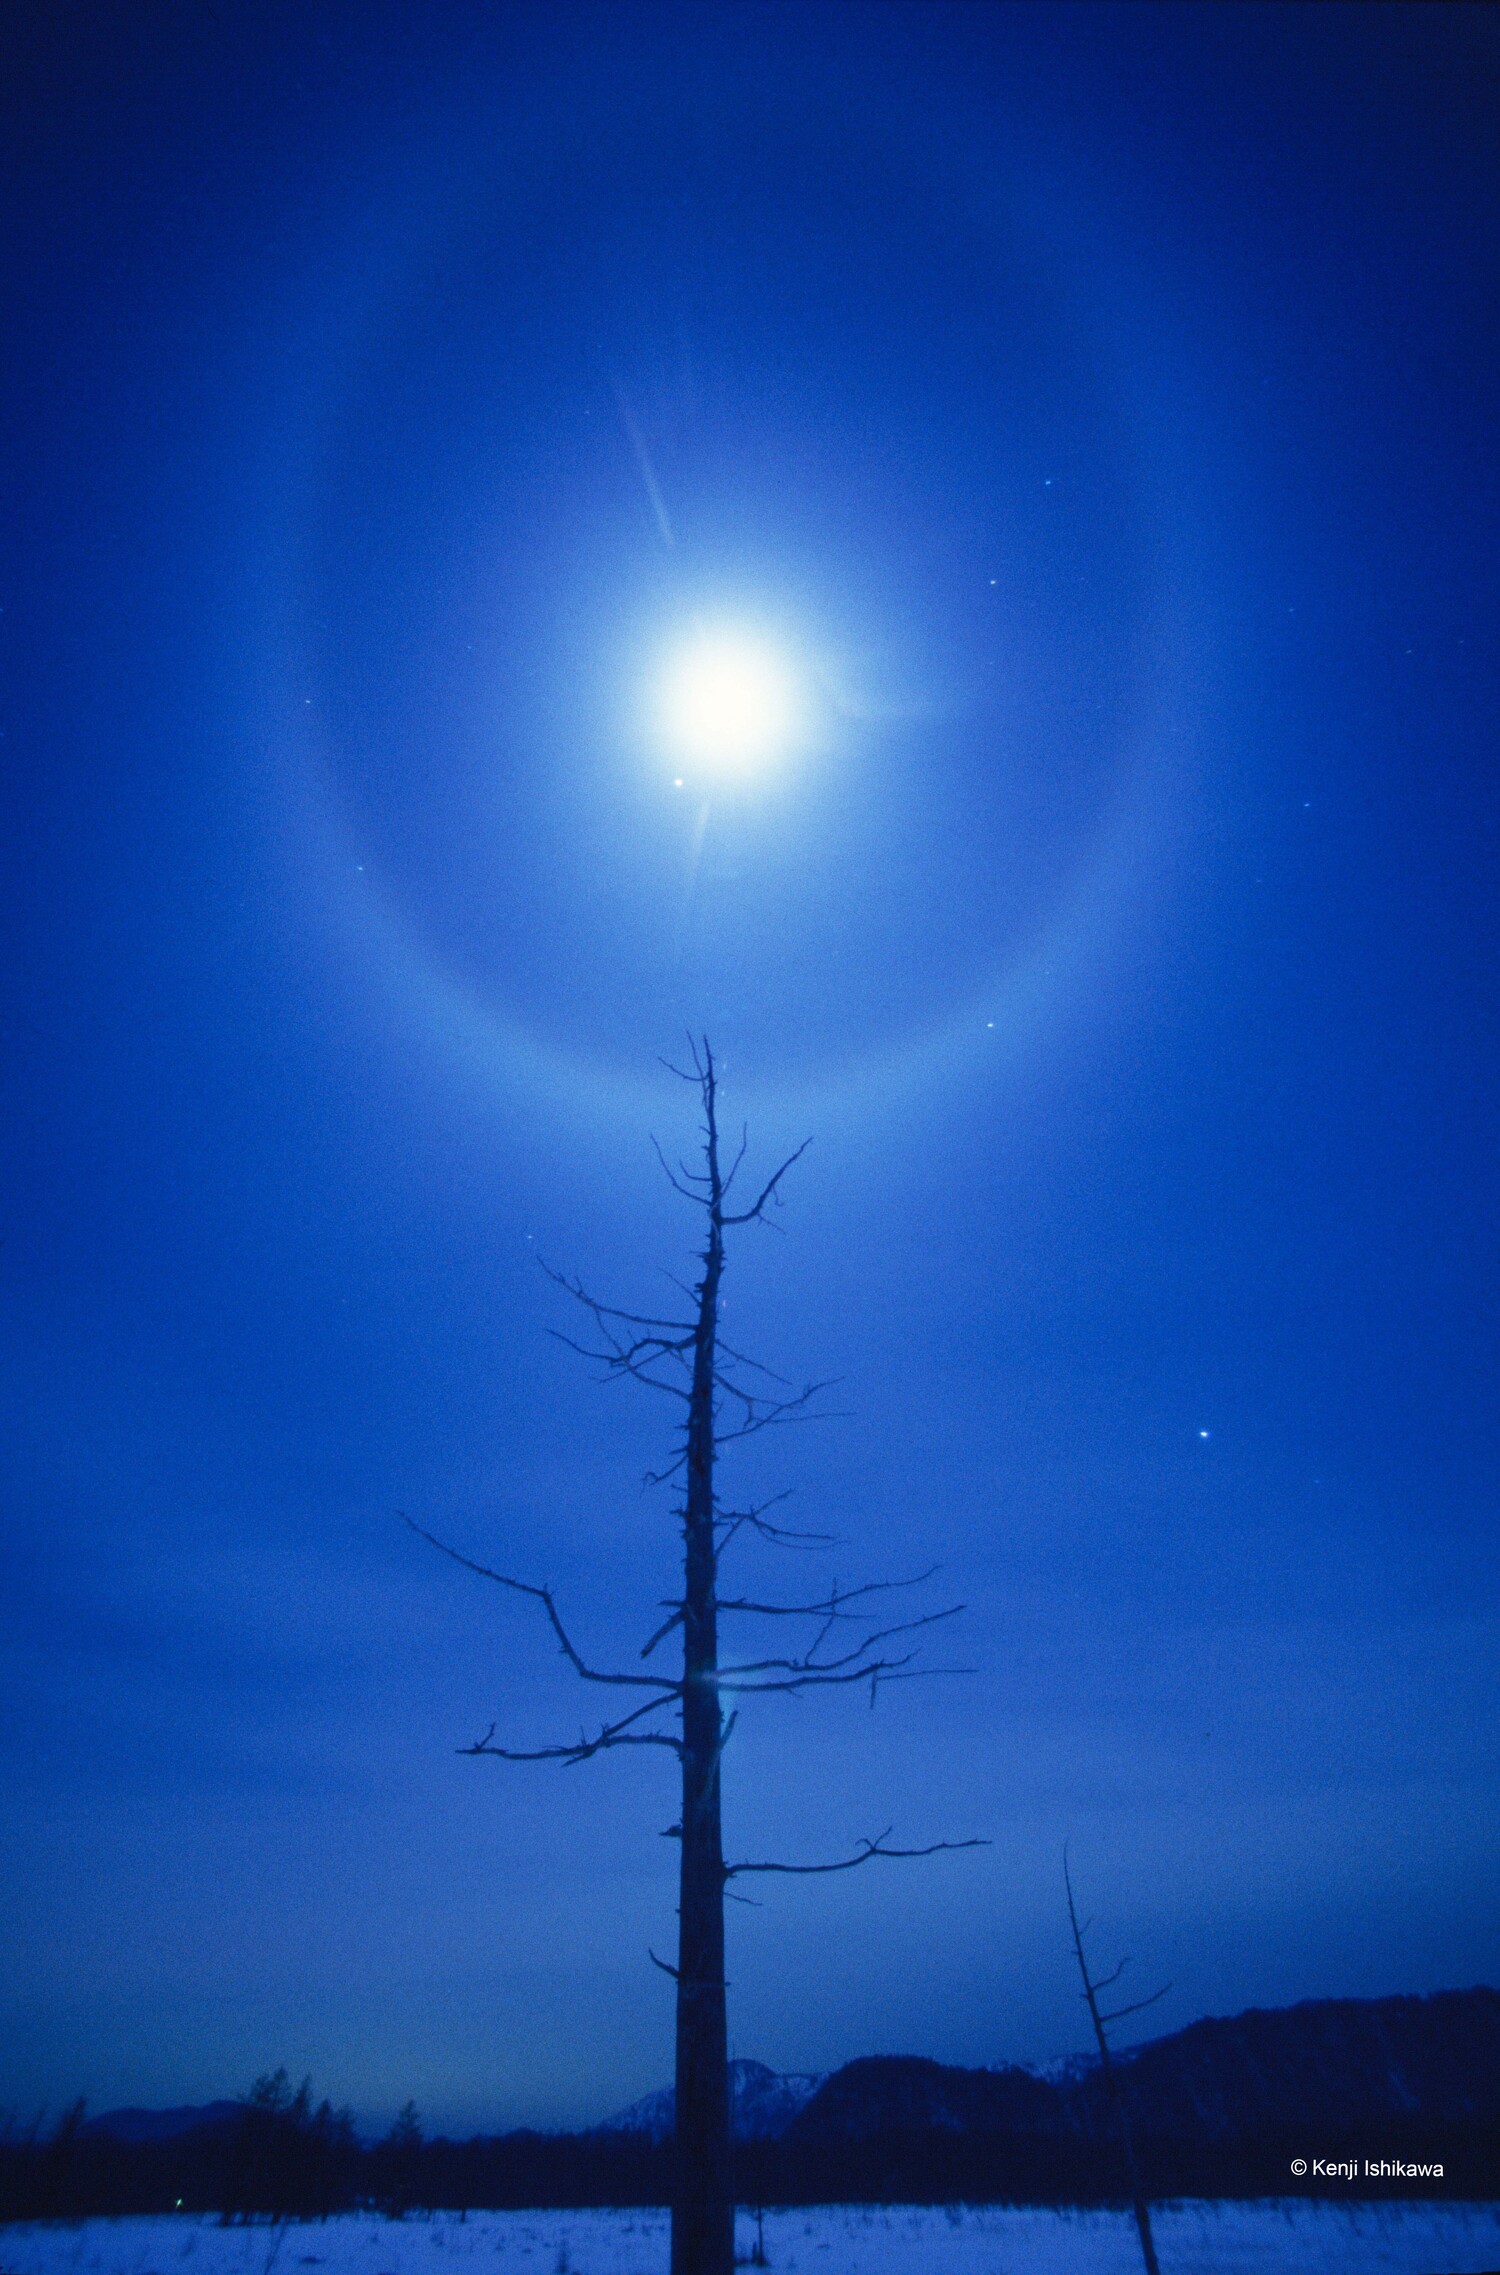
[3,2206,1500,2275]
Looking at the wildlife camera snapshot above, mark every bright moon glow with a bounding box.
[657,631,802,773]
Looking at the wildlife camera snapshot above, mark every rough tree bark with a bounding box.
[1064,1851,1170,2275]
[411,1041,978,2275]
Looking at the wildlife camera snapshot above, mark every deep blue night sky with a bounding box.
[2,3,1498,2133]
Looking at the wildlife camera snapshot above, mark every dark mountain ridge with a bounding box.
[14,1986,1495,2217]
[595,2060,825,2147]
[78,2104,242,2146]
[782,1987,1500,2146]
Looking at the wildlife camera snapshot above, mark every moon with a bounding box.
[656,628,805,776]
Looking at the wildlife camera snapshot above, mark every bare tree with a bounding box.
[412,1040,979,2275]
[1063,1851,1170,2275]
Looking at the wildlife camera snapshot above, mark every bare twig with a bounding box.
[719,1657,973,1700]
[717,1600,964,1681]
[725,1830,988,1879]
[463,1689,682,1769]
[722,1138,812,1227]
[717,1570,942,1619]
[640,1605,685,1660]
[404,1517,679,1696]
[1100,1985,1174,2027]
[715,1497,837,1555]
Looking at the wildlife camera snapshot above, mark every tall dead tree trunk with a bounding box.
[412,1041,979,2275]
[1064,1853,1169,2275]
[674,1064,731,2275]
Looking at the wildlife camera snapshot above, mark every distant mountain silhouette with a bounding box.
[595,1988,1500,2153]
[783,1987,1500,2148]
[598,1987,1500,2201]
[1065,1988,1500,2142]
[598,2059,825,2145]
[785,2053,1062,2140]
[79,2103,243,2145]
[12,1986,1494,2216]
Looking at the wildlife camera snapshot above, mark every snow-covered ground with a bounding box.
[4,2204,1500,2275]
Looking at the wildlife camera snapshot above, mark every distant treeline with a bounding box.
[2,2065,1494,2220]
[0,2076,677,2224]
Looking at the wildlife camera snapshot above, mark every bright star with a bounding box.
[657,629,802,776]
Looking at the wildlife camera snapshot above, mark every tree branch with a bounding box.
[650,1134,708,1203]
[1099,1984,1173,2027]
[725,1829,988,1879]
[716,1600,964,1682]
[721,1138,812,1226]
[640,1605,685,1660]
[649,1949,731,1990]
[714,1497,837,1555]
[539,1260,700,1399]
[463,1688,682,1768]
[1064,1849,1171,2036]
[719,1655,974,1700]
[716,1570,942,1620]
[713,1380,840,1446]
[712,1336,797,1388]
[404,1517,679,1694]
[539,1260,696,1340]
[548,1329,694,1401]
